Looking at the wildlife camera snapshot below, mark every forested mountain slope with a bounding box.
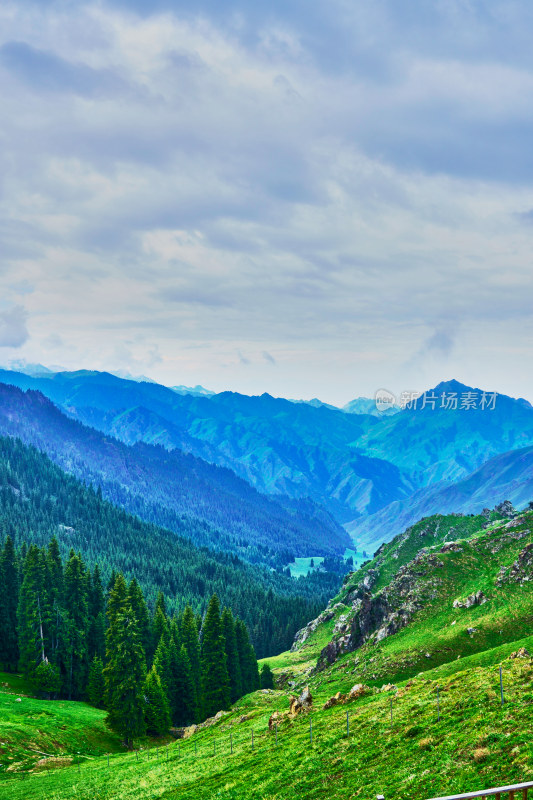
[0,435,339,657]
[0,382,349,566]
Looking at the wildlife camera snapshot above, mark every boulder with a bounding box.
[268,711,285,730]
[289,686,313,717]
[453,591,488,609]
[510,648,531,659]
[322,692,346,710]
[348,683,369,701]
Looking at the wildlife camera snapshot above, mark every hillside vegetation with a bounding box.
[4,509,533,798]
[0,435,339,656]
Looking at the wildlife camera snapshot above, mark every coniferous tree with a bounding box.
[63,551,89,699]
[17,545,47,677]
[104,575,146,748]
[221,607,242,703]
[151,604,168,663]
[173,644,198,725]
[152,633,173,705]
[144,666,171,736]
[235,619,260,695]
[46,537,63,662]
[33,658,62,699]
[128,578,151,661]
[87,655,105,708]
[260,663,275,689]
[180,606,201,699]
[0,535,20,671]
[88,564,106,662]
[200,594,231,718]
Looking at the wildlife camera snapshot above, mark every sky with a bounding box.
[2,0,533,406]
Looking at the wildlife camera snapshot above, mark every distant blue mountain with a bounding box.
[1,369,532,552]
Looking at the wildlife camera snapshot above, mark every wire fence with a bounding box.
[3,662,529,792]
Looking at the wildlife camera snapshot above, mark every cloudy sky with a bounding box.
[2,0,533,405]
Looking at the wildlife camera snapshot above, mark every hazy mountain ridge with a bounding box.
[0,382,350,565]
[1,370,533,552]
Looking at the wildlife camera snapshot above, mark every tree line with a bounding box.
[0,534,273,746]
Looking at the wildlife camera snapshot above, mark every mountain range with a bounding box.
[0,369,532,553]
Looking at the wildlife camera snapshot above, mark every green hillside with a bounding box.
[4,509,533,798]
[3,651,533,798]
[0,435,339,657]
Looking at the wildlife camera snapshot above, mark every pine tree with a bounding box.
[152,633,173,705]
[180,606,201,700]
[260,663,275,689]
[46,537,63,662]
[235,619,260,695]
[173,644,198,725]
[151,605,168,663]
[87,655,105,708]
[33,658,61,699]
[200,595,231,718]
[17,545,47,677]
[128,578,151,661]
[0,535,20,671]
[63,551,89,699]
[88,564,106,662]
[144,666,171,736]
[221,607,242,703]
[104,576,146,748]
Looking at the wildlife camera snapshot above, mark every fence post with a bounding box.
[500,665,505,706]
[346,709,350,737]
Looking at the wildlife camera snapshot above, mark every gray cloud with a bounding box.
[1,1,533,403]
[0,306,29,348]
[262,350,276,364]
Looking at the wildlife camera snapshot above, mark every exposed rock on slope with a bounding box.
[316,551,444,669]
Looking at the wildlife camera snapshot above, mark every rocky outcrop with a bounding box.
[440,541,463,553]
[323,691,347,710]
[289,686,313,717]
[291,603,346,652]
[453,590,488,609]
[495,500,517,518]
[316,551,444,670]
[497,543,533,585]
[509,648,531,659]
[348,683,369,700]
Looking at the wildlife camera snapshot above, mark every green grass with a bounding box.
[4,510,533,798]
[0,674,124,774]
[4,656,533,799]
